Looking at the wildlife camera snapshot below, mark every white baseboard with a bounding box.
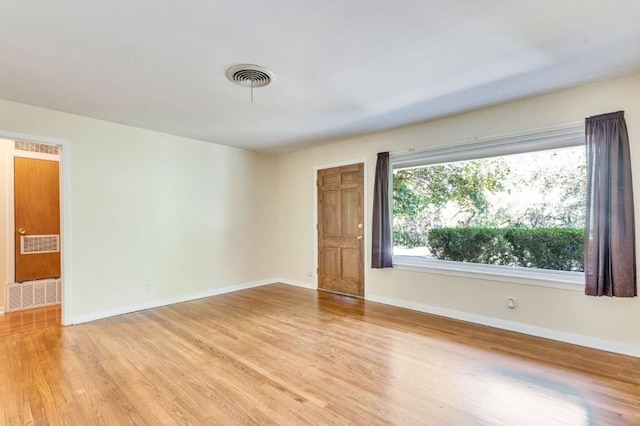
[70,279,275,325]
[0,307,4,315]
[366,294,640,359]
[275,278,316,290]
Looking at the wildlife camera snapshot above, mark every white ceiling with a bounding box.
[1,1,639,153]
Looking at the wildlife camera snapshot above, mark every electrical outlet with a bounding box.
[146,282,153,291]
[507,297,516,309]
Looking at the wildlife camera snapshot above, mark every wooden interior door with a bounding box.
[317,163,364,297]
[14,157,61,282]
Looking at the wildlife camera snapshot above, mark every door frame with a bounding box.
[313,158,368,296]
[1,130,72,325]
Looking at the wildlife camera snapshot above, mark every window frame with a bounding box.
[390,123,586,290]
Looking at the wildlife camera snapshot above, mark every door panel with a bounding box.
[317,163,364,297]
[322,190,340,235]
[342,189,359,236]
[322,248,340,277]
[341,249,360,280]
[322,174,338,186]
[14,157,61,282]
[341,171,360,184]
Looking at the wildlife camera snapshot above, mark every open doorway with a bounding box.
[2,138,63,314]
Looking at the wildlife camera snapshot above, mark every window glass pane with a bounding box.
[393,145,586,272]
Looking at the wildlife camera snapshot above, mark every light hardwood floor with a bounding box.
[1,283,639,425]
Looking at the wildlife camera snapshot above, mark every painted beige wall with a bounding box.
[0,99,277,320]
[1,70,638,351]
[0,139,9,311]
[275,72,640,348]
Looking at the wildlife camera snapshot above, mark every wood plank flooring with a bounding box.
[1,283,639,425]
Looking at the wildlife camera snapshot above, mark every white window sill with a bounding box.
[392,256,584,291]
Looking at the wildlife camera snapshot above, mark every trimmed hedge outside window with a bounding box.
[427,227,584,272]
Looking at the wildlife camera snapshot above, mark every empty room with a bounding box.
[1,1,640,425]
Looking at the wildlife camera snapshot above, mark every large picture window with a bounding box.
[391,126,586,282]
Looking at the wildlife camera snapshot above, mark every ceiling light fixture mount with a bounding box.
[226,64,274,102]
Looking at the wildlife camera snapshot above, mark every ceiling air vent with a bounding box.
[226,64,274,88]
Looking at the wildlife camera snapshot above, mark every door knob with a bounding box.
[18,228,26,235]
[357,235,363,240]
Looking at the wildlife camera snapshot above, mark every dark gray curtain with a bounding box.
[585,111,637,297]
[372,152,393,268]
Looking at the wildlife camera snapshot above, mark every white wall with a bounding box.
[275,72,640,354]
[0,99,277,321]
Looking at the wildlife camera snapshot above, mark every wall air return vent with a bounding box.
[6,279,61,312]
[21,235,60,255]
[15,140,60,155]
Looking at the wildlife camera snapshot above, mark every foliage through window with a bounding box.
[393,146,586,272]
